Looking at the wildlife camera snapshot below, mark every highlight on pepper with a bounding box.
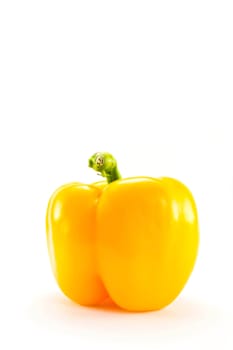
[46,152,199,312]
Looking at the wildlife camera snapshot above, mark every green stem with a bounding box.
[88,152,122,184]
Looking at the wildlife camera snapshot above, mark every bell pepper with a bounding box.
[46,152,199,312]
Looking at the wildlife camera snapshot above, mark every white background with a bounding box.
[0,1,233,349]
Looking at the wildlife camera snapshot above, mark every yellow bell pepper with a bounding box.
[46,152,199,311]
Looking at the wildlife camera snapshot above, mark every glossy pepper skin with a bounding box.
[46,152,199,312]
